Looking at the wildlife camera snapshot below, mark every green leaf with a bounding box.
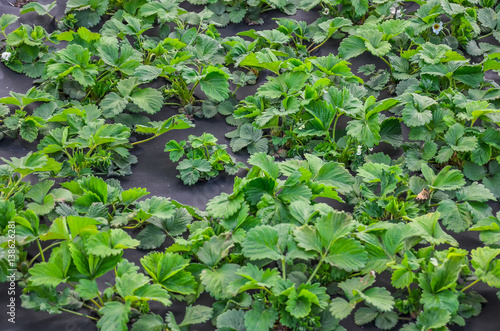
[121,187,149,205]
[137,225,166,250]
[286,288,318,318]
[20,120,38,142]
[130,88,163,114]
[133,65,162,82]
[141,252,197,295]
[329,297,353,320]
[417,308,451,330]
[410,213,458,246]
[471,247,500,288]
[352,0,369,16]
[358,287,394,312]
[201,263,240,300]
[244,301,277,331]
[177,159,212,185]
[431,166,465,191]
[242,225,283,260]
[20,1,56,16]
[216,309,246,331]
[86,229,140,257]
[200,71,230,102]
[0,200,15,231]
[26,180,55,204]
[138,197,176,219]
[26,194,55,216]
[437,200,472,233]
[325,238,367,272]
[133,283,172,306]
[0,14,18,31]
[132,314,165,331]
[452,65,484,87]
[444,124,477,152]
[338,36,366,59]
[97,301,131,331]
[206,192,245,219]
[100,93,128,118]
[248,153,280,179]
[197,234,234,267]
[75,279,99,300]
[456,183,495,202]
[374,311,398,330]
[29,261,67,287]
[354,307,378,325]
[306,155,354,194]
[178,305,212,327]
[164,140,186,162]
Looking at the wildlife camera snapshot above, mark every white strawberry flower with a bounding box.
[1,52,11,61]
[432,22,443,35]
[356,145,362,156]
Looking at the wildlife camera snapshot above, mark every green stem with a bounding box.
[131,134,160,146]
[36,239,45,263]
[4,175,25,200]
[123,219,144,229]
[60,308,99,321]
[29,241,61,266]
[82,303,98,311]
[97,294,105,307]
[307,259,324,284]
[90,298,103,309]
[461,279,480,292]
[282,259,286,281]
[477,31,493,40]
[380,56,394,71]
[331,112,342,143]
[308,37,330,53]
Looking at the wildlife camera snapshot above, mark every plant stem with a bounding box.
[131,134,160,146]
[331,112,341,143]
[36,239,45,263]
[380,56,393,71]
[4,175,25,200]
[477,32,493,40]
[282,259,286,280]
[97,294,105,307]
[60,308,99,321]
[29,241,61,266]
[307,259,324,284]
[82,303,98,311]
[309,37,330,53]
[461,279,480,292]
[90,298,103,309]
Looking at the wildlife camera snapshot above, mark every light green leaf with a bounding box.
[329,297,353,320]
[201,263,240,300]
[417,308,451,330]
[242,225,283,261]
[86,229,139,257]
[431,166,465,191]
[200,71,230,102]
[97,301,131,331]
[244,301,277,331]
[130,88,163,114]
[358,287,394,312]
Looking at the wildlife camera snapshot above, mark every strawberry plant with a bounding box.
[165,133,245,185]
